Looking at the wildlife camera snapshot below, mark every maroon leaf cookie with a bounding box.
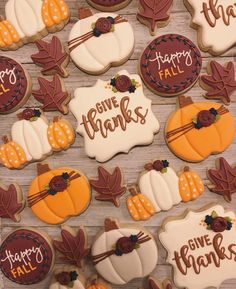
[32,75,70,114]
[53,226,90,268]
[137,0,173,35]
[31,36,69,78]
[90,166,126,207]
[200,61,236,105]
[139,34,202,96]
[0,182,25,222]
[0,56,32,114]
[207,157,236,202]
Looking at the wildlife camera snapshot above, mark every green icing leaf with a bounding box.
[161,168,167,173]
[192,117,198,124]
[112,87,118,93]
[211,211,218,219]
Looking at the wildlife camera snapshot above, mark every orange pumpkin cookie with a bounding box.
[28,163,91,224]
[86,275,110,289]
[165,95,235,162]
[0,16,21,50]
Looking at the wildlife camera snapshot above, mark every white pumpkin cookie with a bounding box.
[69,70,159,162]
[49,266,86,289]
[68,8,134,75]
[91,218,158,285]
[184,0,236,55]
[159,204,236,289]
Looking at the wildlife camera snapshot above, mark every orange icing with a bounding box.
[47,118,75,150]
[42,0,70,27]
[179,169,204,202]
[166,102,235,162]
[28,168,91,224]
[127,194,155,221]
[0,20,20,48]
[0,141,27,169]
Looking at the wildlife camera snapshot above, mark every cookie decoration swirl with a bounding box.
[0,228,54,285]
[165,95,235,162]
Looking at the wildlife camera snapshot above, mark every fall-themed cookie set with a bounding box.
[0,0,236,289]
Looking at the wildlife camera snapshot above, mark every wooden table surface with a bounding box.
[0,0,236,288]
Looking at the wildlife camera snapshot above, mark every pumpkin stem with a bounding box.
[144,162,153,171]
[178,95,194,108]
[104,218,119,232]
[183,166,190,172]
[37,163,51,176]
[53,116,60,122]
[2,135,10,144]
[129,187,139,196]
[0,15,5,21]
[78,7,93,20]
[87,274,98,286]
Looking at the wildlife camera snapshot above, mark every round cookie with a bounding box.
[139,34,202,96]
[91,218,158,285]
[87,0,132,12]
[28,163,91,224]
[0,228,54,285]
[0,56,32,114]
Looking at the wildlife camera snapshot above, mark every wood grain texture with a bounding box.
[0,0,236,288]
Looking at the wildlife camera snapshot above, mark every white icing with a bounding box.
[68,13,134,73]
[69,70,159,162]
[92,227,158,285]
[11,117,51,161]
[49,279,85,289]
[139,167,181,212]
[5,0,45,39]
[186,0,236,54]
[159,205,236,289]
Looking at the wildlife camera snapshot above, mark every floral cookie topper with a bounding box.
[184,0,236,55]
[159,205,236,289]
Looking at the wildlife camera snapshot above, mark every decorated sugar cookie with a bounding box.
[165,95,235,162]
[127,160,204,221]
[0,56,32,114]
[70,70,159,162]
[0,181,25,222]
[68,8,134,75]
[184,0,236,55]
[146,276,173,289]
[49,266,86,289]
[139,34,202,96]
[90,166,126,207]
[0,228,54,285]
[28,163,91,224]
[207,157,236,202]
[159,204,236,289]
[87,0,132,11]
[91,218,158,285]
[1,0,70,50]
[53,226,90,267]
[31,36,70,78]
[137,0,173,35]
[200,61,236,105]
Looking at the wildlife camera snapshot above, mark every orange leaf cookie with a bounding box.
[165,95,235,162]
[28,163,91,224]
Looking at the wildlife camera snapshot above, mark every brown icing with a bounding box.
[137,0,173,33]
[95,17,112,33]
[32,75,70,114]
[202,0,236,27]
[115,75,132,92]
[31,36,69,78]
[53,227,90,268]
[0,183,24,222]
[90,0,127,7]
[208,157,236,202]
[211,217,228,232]
[201,61,236,105]
[197,110,215,127]
[0,56,29,114]
[139,34,202,96]
[90,166,126,207]
[0,229,53,285]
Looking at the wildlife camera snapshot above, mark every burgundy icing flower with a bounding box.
[49,176,68,193]
[153,160,164,171]
[115,75,132,92]
[56,272,71,285]
[95,17,112,33]
[197,110,215,127]
[211,217,228,232]
[22,108,35,120]
[116,236,136,254]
